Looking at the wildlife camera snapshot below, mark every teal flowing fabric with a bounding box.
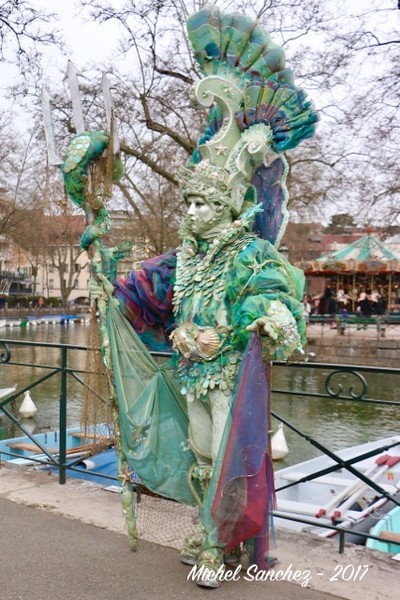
[107,301,200,505]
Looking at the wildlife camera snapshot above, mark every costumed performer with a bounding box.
[112,5,318,588]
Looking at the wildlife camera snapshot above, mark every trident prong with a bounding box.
[102,73,120,154]
[41,86,63,166]
[66,60,86,135]
[42,61,120,165]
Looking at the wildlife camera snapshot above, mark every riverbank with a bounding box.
[306,323,400,367]
[0,463,398,600]
[0,313,90,329]
[0,314,398,368]
[0,306,89,317]
[0,310,91,332]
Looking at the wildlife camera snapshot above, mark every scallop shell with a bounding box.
[197,329,221,356]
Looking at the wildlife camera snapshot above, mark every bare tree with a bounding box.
[0,0,62,91]
[0,116,46,236]
[11,182,88,307]
[71,1,399,232]
[9,0,398,263]
[43,207,87,308]
[9,206,49,296]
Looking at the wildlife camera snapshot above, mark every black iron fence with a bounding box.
[0,338,399,553]
[307,313,400,339]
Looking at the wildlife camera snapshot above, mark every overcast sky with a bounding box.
[0,1,125,124]
[1,0,398,225]
[35,0,121,65]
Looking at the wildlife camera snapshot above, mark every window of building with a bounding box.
[49,279,54,289]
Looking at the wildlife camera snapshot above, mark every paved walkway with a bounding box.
[1,498,342,600]
[1,464,398,600]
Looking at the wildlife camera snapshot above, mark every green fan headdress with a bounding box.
[180,4,318,242]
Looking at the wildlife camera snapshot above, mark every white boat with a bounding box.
[0,386,17,420]
[274,435,400,544]
[0,386,17,399]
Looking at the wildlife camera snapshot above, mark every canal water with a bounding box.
[0,322,398,467]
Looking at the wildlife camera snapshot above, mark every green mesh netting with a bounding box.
[106,301,200,506]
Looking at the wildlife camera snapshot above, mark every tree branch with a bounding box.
[120,142,179,185]
[154,65,193,84]
[139,93,194,153]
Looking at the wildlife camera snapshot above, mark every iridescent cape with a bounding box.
[108,287,275,565]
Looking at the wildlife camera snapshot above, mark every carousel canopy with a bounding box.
[299,233,400,274]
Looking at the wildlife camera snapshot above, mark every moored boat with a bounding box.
[274,435,400,544]
[366,505,400,555]
[0,427,116,484]
[0,386,17,420]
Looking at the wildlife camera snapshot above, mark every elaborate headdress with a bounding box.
[176,159,245,215]
[179,4,318,244]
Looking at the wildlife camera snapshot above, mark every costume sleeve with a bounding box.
[226,238,306,356]
[113,250,177,351]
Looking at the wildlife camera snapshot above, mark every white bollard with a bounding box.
[271,423,289,460]
[19,390,38,419]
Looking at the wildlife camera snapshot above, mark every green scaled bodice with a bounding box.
[171,213,305,400]
[172,225,255,399]
[173,230,256,326]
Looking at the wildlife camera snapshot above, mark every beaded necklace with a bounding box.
[173,219,256,316]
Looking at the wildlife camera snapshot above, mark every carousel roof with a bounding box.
[298,233,400,274]
[317,233,399,262]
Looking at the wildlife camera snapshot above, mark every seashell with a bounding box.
[197,328,221,356]
[172,326,196,353]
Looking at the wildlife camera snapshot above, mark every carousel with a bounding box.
[297,233,400,312]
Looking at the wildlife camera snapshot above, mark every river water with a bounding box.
[0,322,398,467]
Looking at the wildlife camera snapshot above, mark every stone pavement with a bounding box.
[1,464,398,600]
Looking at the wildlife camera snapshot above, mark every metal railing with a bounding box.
[0,338,116,485]
[0,338,399,553]
[307,313,400,339]
[269,359,400,552]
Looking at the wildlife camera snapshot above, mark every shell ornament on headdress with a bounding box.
[179,4,318,245]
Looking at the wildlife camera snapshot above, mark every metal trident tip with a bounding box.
[41,85,62,166]
[101,73,120,154]
[67,60,85,135]
[42,61,121,168]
